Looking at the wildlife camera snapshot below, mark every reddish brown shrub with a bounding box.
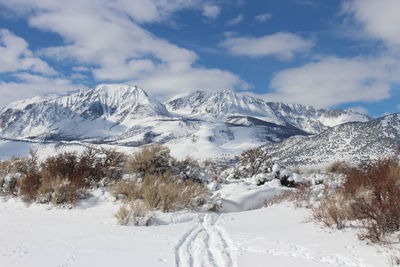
[125,144,172,176]
[16,148,124,205]
[313,158,400,242]
[18,171,41,203]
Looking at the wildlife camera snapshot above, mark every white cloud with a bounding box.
[254,13,272,23]
[343,0,400,47]
[265,56,400,107]
[0,29,56,75]
[227,14,243,26]
[0,73,85,106]
[202,4,221,19]
[134,66,251,98]
[220,32,314,60]
[72,66,91,72]
[258,0,400,108]
[0,0,248,104]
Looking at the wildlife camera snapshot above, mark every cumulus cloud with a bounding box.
[220,32,314,60]
[254,13,272,23]
[134,66,251,97]
[343,0,400,47]
[226,14,243,26]
[257,0,400,108]
[0,29,56,75]
[0,0,248,105]
[0,73,85,106]
[264,56,400,107]
[202,4,221,19]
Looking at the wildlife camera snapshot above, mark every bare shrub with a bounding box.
[125,144,172,176]
[264,190,297,207]
[342,158,400,242]
[42,152,86,187]
[312,158,400,242]
[115,201,152,226]
[115,205,130,225]
[312,194,349,229]
[326,161,349,174]
[112,173,210,213]
[17,149,122,206]
[111,180,141,202]
[36,175,86,205]
[18,171,41,203]
[142,173,208,212]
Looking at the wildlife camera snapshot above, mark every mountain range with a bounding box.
[0,83,397,165]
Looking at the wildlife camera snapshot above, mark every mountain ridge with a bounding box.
[166,90,370,134]
[0,84,386,162]
[265,113,400,166]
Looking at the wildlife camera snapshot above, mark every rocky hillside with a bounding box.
[265,113,400,166]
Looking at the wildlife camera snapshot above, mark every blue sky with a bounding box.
[0,0,399,117]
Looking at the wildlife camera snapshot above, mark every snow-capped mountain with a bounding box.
[265,113,400,166]
[166,90,370,134]
[0,84,170,140]
[0,84,377,160]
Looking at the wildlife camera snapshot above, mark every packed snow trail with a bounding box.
[175,213,237,267]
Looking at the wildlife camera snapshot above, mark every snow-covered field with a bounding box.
[1,137,398,267]
[0,188,396,267]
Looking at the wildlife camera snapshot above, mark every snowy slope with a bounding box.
[166,90,370,134]
[265,113,400,166]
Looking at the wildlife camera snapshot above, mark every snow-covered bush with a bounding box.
[35,175,88,205]
[222,152,305,188]
[0,158,24,195]
[115,201,153,226]
[0,151,38,196]
[232,148,272,179]
[173,157,210,183]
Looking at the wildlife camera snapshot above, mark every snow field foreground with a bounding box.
[0,188,396,267]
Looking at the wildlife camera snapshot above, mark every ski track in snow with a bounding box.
[175,213,377,267]
[175,213,237,267]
